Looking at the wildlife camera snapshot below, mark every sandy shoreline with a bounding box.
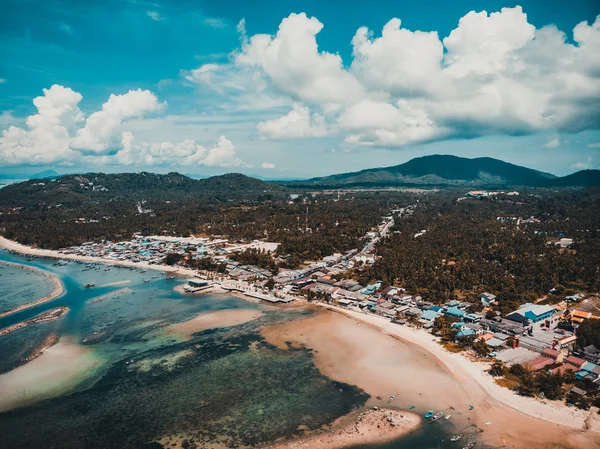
[0,236,198,278]
[261,408,421,449]
[0,260,65,318]
[284,305,600,448]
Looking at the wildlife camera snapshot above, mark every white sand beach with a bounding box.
[0,336,105,412]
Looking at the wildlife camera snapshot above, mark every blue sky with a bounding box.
[0,0,599,178]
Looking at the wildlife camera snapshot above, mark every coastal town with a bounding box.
[44,190,600,414]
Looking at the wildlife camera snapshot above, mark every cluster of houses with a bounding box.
[324,285,600,392]
[60,235,280,268]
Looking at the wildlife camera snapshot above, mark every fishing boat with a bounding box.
[85,283,95,288]
[462,443,476,449]
[450,434,463,442]
[445,414,451,420]
[429,412,444,422]
[424,410,435,419]
[144,279,151,283]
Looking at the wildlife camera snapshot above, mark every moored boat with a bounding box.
[429,411,444,422]
[450,434,463,442]
[424,410,435,419]
[462,443,476,449]
[85,283,95,288]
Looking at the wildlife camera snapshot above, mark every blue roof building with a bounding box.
[445,307,466,318]
[456,328,476,338]
[506,304,555,323]
[431,305,444,312]
[420,310,440,321]
[452,322,466,329]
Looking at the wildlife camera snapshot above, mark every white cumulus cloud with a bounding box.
[257,104,330,139]
[70,89,164,155]
[261,162,275,169]
[0,85,247,168]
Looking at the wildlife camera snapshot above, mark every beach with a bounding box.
[0,336,105,412]
[262,408,421,449]
[263,306,600,449]
[0,260,64,318]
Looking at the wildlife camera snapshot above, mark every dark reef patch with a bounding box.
[0,325,368,449]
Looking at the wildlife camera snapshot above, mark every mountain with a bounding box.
[293,155,598,187]
[547,170,600,187]
[0,172,285,207]
[30,170,61,179]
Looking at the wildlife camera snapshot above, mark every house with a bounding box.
[524,357,555,371]
[570,309,600,324]
[456,328,476,338]
[541,348,564,363]
[553,335,577,350]
[452,322,466,330]
[464,313,483,323]
[506,303,555,323]
[583,345,600,364]
[445,307,466,319]
[420,310,440,322]
[568,386,586,397]
[565,293,584,302]
[551,364,575,376]
[446,300,461,308]
[481,293,497,306]
[565,356,587,370]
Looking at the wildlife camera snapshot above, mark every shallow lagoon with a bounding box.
[0,251,467,449]
[0,251,370,448]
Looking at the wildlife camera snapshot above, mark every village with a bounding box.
[58,193,600,409]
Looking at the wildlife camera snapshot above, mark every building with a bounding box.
[541,348,564,363]
[481,293,497,306]
[565,355,587,370]
[569,309,600,324]
[420,310,440,322]
[444,306,466,319]
[506,303,555,323]
[456,328,476,338]
[553,335,577,350]
[524,357,555,371]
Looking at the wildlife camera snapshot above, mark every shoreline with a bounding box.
[0,236,199,278]
[320,304,600,432]
[260,408,421,449]
[0,260,65,318]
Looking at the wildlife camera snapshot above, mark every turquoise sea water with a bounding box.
[0,251,469,449]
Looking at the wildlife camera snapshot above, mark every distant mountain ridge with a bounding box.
[0,172,284,207]
[293,155,599,187]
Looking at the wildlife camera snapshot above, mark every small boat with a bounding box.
[85,283,95,288]
[429,412,444,422]
[462,443,476,449]
[450,434,463,442]
[144,279,151,283]
[469,405,474,410]
[445,414,451,420]
[424,410,435,419]
[409,405,416,409]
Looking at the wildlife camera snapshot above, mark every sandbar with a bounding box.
[262,408,420,449]
[0,260,64,318]
[161,308,263,340]
[0,336,105,412]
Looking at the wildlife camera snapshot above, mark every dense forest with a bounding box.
[1,172,599,303]
[356,188,600,303]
